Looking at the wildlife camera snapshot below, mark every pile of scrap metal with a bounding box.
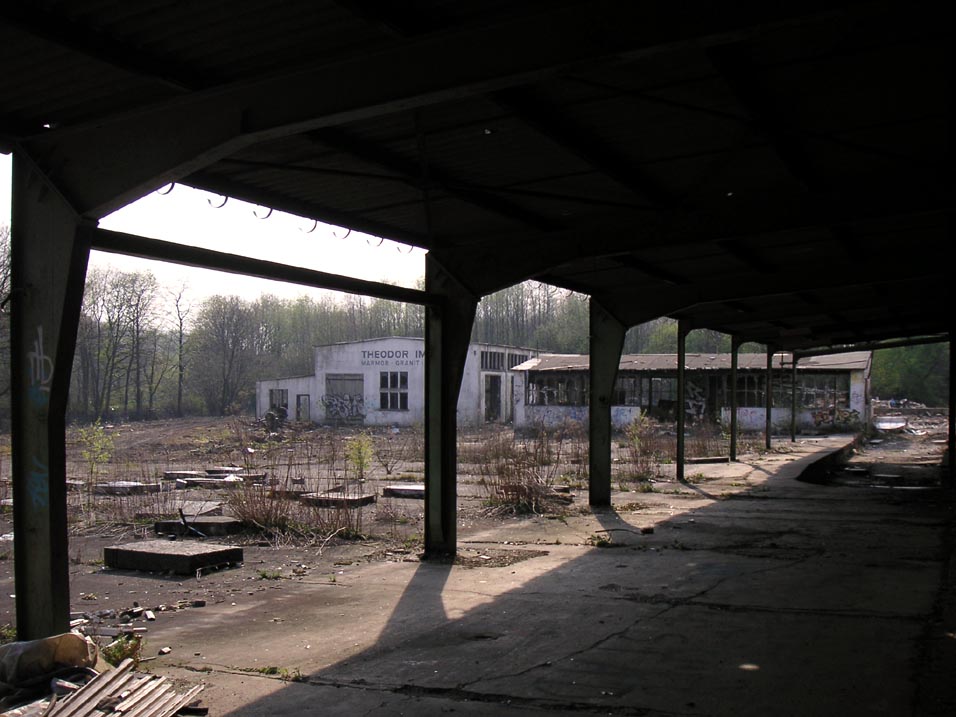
[0,633,203,716]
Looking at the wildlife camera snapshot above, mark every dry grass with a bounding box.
[3,415,774,542]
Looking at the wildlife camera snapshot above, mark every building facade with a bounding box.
[512,351,872,433]
[256,337,537,427]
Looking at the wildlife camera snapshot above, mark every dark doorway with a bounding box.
[485,375,502,422]
[296,394,311,422]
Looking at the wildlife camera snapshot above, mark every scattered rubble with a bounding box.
[0,634,204,716]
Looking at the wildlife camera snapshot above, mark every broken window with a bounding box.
[650,377,677,406]
[268,388,288,411]
[527,372,588,406]
[613,375,643,406]
[481,351,505,370]
[379,371,409,410]
[798,373,850,410]
[507,353,529,369]
[736,374,766,407]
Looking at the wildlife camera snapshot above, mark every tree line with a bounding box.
[0,225,950,425]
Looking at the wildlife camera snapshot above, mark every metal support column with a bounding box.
[423,256,477,558]
[11,157,90,639]
[677,321,688,482]
[765,346,774,451]
[948,333,954,488]
[588,299,626,506]
[730,336,740,462]
[791,354,798,442]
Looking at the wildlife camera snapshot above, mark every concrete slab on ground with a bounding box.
[103,540,243,574]
[382,482,425,499]
[300,491,377,507]
[85,435,956,716]
[153,515,244,537]
[134,500,223,519]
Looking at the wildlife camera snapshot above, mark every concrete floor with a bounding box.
[147,436,956,716]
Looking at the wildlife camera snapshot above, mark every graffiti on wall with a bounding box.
[322,393,366,421]
[812,407,861,427]
[685,381,706,422]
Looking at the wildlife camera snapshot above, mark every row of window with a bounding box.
[526,372,851,409]
[480,351,530,371]
[282,370,853,414]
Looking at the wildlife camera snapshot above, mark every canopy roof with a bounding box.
[1,1,950,350]
[514,351,872,373]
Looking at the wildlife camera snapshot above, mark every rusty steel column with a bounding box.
[765,346,774,450]
[677,321,688,482]
[949,334,954,488]
[11,156,90,639]
[730,336,740,462]
[588,299,626,506]
[730,336,742,461]
[423,256,476,558]
[791,354,798,442]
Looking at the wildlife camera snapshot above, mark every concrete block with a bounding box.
[301,491,377,507]
[135,500,223,519]
[93,481,162,495]
[163,470,206,481]
[382,483,425,499]
[104,540,243,574]
[154,515,244,536]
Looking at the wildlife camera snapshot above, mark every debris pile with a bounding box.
[0,634,204,716]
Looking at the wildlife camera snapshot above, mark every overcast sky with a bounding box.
[0,152,425,304]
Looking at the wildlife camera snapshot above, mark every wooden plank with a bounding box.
[115,675,167,712]
[154,684,205,717]
[122,682,173,717]
[48,659,135,716]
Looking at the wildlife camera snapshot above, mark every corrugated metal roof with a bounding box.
[0,2,950,353]
[514,351,871,373]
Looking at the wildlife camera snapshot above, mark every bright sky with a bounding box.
[0,153,425,305]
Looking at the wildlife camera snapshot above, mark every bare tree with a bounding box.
[190,295,257,415]
[170,284,192,417]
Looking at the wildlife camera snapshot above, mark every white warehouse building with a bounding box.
[256,337,538,428]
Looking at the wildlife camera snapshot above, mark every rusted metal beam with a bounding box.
[588,299,626,506]
[730,336,741,461]
[87,227,435,307]
[10,156,86,639]
[308,127,557,232]
[677,321,689,482]
[423,256,477,557]
[493,88,679,211]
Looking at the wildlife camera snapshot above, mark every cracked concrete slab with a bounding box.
[124,435,954,715]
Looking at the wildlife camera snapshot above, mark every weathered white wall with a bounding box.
[316,337,425,426]
[257,338,533,428]
[256,376,316,420]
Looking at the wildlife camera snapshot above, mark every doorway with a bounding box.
[484,375,502,422]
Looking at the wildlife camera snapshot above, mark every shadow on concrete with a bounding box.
[220,437,956,715]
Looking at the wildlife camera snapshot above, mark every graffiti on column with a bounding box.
[27,325,54,407]
[322,393,366,420]
[28,456,50,509]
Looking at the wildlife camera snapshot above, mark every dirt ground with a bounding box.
[0,413,950,658]
[0,415,584,634]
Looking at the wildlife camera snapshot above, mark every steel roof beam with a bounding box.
[492,88,680,211]
[308,127,557,231]
[19,1,847,217]
[0,6,208,92]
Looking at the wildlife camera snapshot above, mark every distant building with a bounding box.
[256,337,538,427]
[512,351,871,433]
